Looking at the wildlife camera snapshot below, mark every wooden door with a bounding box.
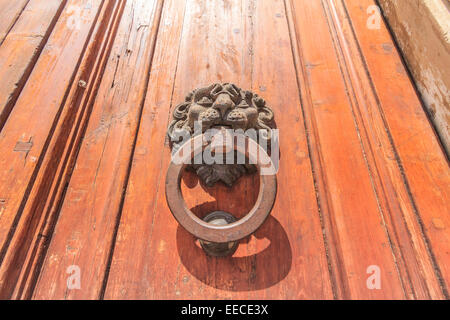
[0,0,448,299]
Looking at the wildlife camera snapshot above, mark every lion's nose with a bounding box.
[213,93,233,118]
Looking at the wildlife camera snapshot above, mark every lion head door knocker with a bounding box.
[165,83,277,256]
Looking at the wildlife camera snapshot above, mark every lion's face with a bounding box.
[167,83,275,187]
[186,83,259,131]
[169,83,274,139]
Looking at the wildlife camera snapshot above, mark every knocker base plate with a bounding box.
[199,211,239,257]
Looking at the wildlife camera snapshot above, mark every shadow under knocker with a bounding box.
[176,206,292,291]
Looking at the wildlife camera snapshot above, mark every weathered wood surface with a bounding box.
[0,0,65,130]
[0,0,30,44]
[0,0,448,299]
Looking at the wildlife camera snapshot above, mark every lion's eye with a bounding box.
[224,84,238,96]
[197,96,213,106]
[211,85,222,96]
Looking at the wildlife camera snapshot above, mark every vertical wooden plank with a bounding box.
[288,0,406,298]
[0,0,127,299]
[247,0,334,299]
[30,0,164,300]
[318,0,444,299]
[8,0,128,298]
[0,0,66,129]
[0,0,107,295]
[342,0,450,295]
[164,0,254,300]
[0,0,29,43]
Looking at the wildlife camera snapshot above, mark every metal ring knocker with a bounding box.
[165,83,277,256]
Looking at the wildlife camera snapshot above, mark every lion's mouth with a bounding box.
[202,119,247,131]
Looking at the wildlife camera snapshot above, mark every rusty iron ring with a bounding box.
[165,133,277,243]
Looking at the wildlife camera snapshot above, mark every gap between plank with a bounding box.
[99,0,167,299]
[0,0,69,132]
[1,0,126,299]
[320,0,409,298]
[341,0,449,298]
[283,0,345,300]
[0,0,31,47]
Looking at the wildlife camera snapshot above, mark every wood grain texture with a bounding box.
[342,0,449,295]
[288,0,407,299]
[32,0,164,300]
[324,0,444,299]
[0,0,66,130]
[0,0,447,300]
[0,0,110,298]
[0,0,29,44]
[0,0,108,272]
[248,0,333,299]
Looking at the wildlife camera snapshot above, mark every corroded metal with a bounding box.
[167,83,275,187]
[165,133,277,255]
[199,211,239,257]
[165,84,277,257]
